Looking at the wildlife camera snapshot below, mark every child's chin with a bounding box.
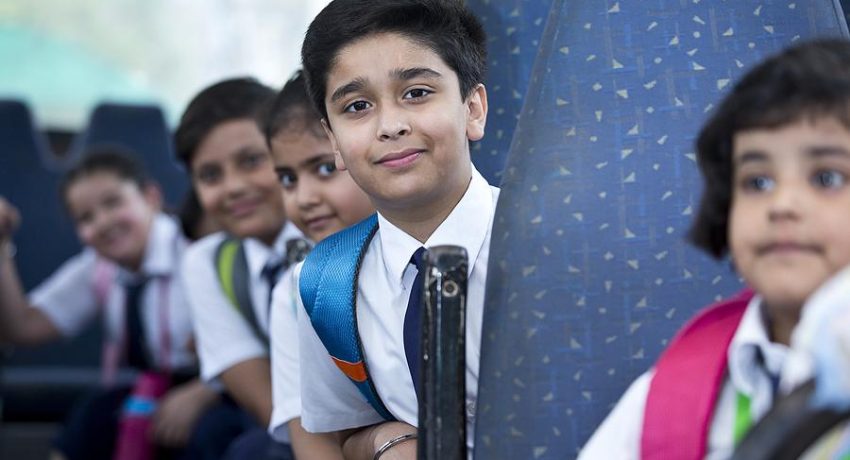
[102,248,143,269]
[230,219,280,242]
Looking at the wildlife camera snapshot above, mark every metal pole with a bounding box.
[418,245,468,460]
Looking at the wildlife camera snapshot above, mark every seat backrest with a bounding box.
[0,100,81,290]
[69,103,188,207]
[0,100,99,374]
[474,1,848,458]
[466,0,554,185]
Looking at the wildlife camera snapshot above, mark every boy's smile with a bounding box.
[66,172,158,271]
[271,127,374,242]
[322,32,487,237]
[191,119,286,246]
[729,116,850,336]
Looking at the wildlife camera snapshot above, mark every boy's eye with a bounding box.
[404,88,432,100]
[195,166,221,185]
[238,151,267,170]
[102,194,123,210]
[75,211,93,226]
[812,169,846,189]
[343,100,371,113]
[276,169,297,189]
[316,162,337,177]
[741,175,774,192]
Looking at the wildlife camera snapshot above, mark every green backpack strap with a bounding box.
[215,238,269,347]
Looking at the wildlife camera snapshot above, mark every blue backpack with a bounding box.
[299,214,395,421]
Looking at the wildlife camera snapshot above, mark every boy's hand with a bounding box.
[151,379,219,447]
[370,422,417,460]
[0,197,20,244]
[342,421,417,460]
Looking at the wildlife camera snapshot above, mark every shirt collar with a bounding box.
[727,294,790,396]
[378,166,495,283]
[243,221,303,277]
[116,213,183,283]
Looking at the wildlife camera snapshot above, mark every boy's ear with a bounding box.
[465,84,488,142]
[321,118,348,171]
[142,183,163,211]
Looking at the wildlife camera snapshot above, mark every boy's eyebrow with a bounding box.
[734,150,769,166]
[329,68,443,104]
[807,145,850,159]
[275,153,335,171]
[300,153,336,169]
[390,67,442,82]
[330,77,367,104]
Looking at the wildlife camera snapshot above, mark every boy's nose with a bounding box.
[222,170,249,196]
[376,107,411,140]
[767,183,802,222]
[91,211,115,238]
[297,179,321,209]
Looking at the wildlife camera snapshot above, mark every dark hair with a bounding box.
[61,145,149,204]
[301,0,487,120]
[178,188,205,241]
[261,70,325,146]
[174,77,275,169]
[689,38,850,258]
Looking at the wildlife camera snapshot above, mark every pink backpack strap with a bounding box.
[91,258,119,386]
[641,288,754,460]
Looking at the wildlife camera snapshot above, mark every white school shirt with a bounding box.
[182,221,302,381]
[783,265,850,392]
[30,213,196,371]
[269,264,303,441]
[788,266,850,459]
[295,167,498,449]
[579,295,790,460]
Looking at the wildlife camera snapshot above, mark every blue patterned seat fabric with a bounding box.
[467,0,554,184]
[474,1,848,458]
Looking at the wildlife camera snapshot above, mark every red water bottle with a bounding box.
[113,372,170,460]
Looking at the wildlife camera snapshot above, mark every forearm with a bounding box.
[288,417,345,460]
[341,422,417,460]
[0,252,58,345]
[219,357,274,425]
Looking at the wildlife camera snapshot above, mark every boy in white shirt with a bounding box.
[176,78,301,459]
[263,70,374,459]
[296,1,496,458]
[0,148,218,460]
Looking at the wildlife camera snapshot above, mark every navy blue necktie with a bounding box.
[403,247,427,399]
[261,259,285,312]
[125,278,151,370]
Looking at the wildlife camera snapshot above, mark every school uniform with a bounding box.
[181,221,302,382]
[294,167,498,449]
[31,212,195,374]
[181,221,302,460]
[269,265,303,441]
[28,213,196,460]
[780,266,850,459]
[579,295,792,460]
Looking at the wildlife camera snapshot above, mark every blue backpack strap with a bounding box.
[299,214,395,421]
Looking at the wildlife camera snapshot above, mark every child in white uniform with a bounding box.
[296,1,497,457]
[176,77,303,459]
[0,147,218,460]
[263,70,374,458]
[580,39,850,460]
